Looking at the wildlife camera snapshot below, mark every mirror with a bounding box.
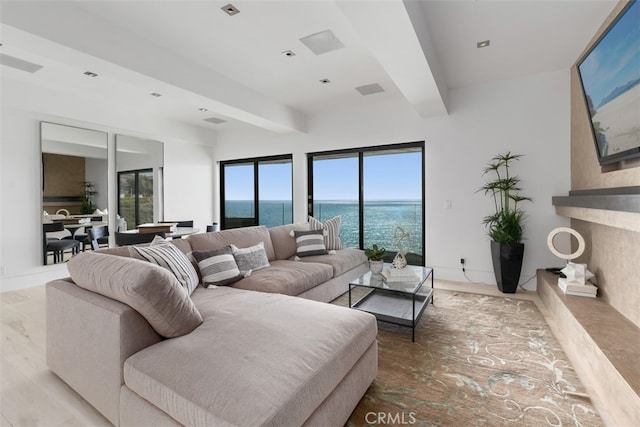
[116,134,164,228]
[41,122,108,264]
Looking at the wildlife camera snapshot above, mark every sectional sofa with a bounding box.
[46,223,377,426]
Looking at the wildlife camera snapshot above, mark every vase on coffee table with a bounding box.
[369,260,384,274]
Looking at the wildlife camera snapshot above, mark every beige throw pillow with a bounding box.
[130,240,200,295]
[309,215,343,250]
[67,252,203,338]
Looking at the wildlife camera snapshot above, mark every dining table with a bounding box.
[120,227,200,239]
[53,220,108,238]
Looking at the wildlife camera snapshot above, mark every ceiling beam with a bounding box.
[0,2,307,134]
[336,0,448,118]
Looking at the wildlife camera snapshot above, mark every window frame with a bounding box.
[307,141,425,265]
[220,154,293,230]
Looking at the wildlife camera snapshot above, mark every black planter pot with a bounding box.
[490,241,524,293]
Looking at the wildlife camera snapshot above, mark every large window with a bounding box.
[118,169,154,227]
[308,142,424,265]
[221,155,293,229]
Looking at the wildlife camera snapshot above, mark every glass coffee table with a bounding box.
[349,265,433,342]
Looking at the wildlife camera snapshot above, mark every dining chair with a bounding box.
[87,225,109,251]
[114,231,166,246]
[43,222,80,265]
[63,227,89,251]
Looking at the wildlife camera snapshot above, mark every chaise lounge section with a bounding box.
[46,223,377,426]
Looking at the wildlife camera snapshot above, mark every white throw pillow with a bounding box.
[309,215,343,250]
[132,242,200,295]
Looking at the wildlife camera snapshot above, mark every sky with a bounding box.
[578,0,640,107]
[224,151,423,201]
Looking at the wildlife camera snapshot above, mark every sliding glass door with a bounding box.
[222,162,256,228]
[310,154,360,248]
[308,142,424,265]
[221,155,292,229]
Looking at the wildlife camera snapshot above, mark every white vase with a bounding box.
[369,260,384,274]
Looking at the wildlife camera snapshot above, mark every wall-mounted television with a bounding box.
[576,0,640,165]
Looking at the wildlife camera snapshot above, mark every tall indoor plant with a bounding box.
[80,181,97,214]
[480,152,531,293]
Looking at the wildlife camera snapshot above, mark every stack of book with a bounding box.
[381,267,419,282]
[558,278,597,297]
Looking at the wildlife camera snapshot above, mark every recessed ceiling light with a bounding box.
[150,92,162,97]
[355,83,385,96]
[299,30,345,55]
[83,71,98,77]
[477,40,490,48]
[198,107,208,112]
[319,78,331,84]
[282,50,296,57]
[221,3,240,16]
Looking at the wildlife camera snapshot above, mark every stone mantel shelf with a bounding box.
[552,186,640,232]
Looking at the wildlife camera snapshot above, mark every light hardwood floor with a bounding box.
[0,280,609,426]
[1,286,110,426]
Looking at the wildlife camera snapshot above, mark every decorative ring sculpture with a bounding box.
[546,227,585,260]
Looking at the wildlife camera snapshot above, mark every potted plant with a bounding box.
[80,181,97,214]
[479,152,532,293]
[364,244,386,274]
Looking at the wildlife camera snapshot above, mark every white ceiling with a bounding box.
[0,0,617,133]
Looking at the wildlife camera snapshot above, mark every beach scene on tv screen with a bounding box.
[578,0,640,158]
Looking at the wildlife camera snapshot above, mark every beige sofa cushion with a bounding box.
[67,252,202,338]
[124,286,377,427]
[295,248,367,276]
[187,226,276,261]
[232,259,332,295]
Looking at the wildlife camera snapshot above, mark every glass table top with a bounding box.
[351,264,433,295]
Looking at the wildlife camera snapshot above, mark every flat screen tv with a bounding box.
[576,0,640,165]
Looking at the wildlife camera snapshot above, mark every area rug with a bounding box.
[333,289,603,426]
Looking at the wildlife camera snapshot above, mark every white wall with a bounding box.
[1,69,573,292]
[163,142,214,226]
[215,70,572,288]
[0,78,216,292]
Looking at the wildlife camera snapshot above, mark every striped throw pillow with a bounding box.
[309,215,343,250]
[132,242,200,295]
[294,230,328,257]
[192,246,243,287]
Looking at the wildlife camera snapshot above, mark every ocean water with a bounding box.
[225,200,423,256]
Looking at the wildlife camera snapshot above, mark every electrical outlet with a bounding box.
[0,265,6,276]
[460,258,465,273]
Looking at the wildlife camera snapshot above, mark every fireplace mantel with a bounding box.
[552,186,640,232]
